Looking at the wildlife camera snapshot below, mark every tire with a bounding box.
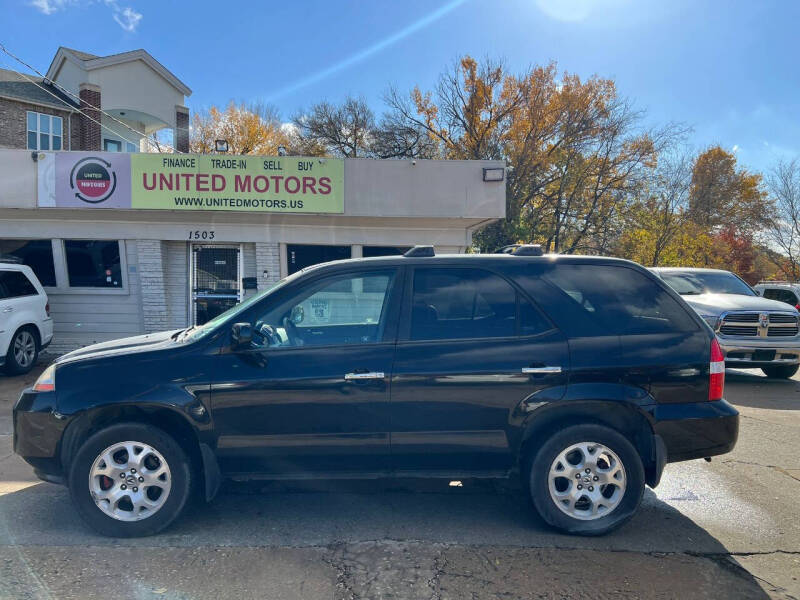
[528,424,645,536]
[4,326,39,375]
[761,364,799,379]
[68,422,192,537]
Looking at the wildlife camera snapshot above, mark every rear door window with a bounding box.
[519,295,552,336]
[528,264,698,336]
[410,268,518,340]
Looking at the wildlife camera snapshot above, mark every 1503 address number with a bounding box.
[188,230,215,240]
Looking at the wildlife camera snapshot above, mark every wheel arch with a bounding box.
[10,322,41,347]
[60,403,220,501]
[517,400,664,488]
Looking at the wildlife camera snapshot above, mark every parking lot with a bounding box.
[0,362,798,600]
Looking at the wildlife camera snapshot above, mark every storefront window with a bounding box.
[362,246,411,257]
[0,240,56,286]
[64,240,123,288]
[287,244,351,275]
[287,244,352,292]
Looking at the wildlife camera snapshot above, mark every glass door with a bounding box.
[191,244,242,325]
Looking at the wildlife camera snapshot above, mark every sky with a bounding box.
[2,0,799,173]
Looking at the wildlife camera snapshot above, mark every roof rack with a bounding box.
[756,280,799,285]
[496,244,544,257]
[403,245,435,257]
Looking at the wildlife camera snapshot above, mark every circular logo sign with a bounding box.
[70,157,117,204]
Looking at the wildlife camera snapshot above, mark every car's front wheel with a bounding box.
[528,424,645,535]
[761,364,799,379]
[68,423,192,537]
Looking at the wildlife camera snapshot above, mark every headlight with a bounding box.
[33,364,56,392]
[700,315,720,331]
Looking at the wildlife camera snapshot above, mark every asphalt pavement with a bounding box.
[0,359,798,599]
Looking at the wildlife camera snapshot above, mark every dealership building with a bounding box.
[0,48,505,352]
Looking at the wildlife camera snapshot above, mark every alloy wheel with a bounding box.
[88,441,172,522]
[13,330,36,368]
[548,441,626,520]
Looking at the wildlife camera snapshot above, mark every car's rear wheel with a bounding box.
[528,424,644,535]
[68,422,192,537]
[4,326,39,375]
[761,364,799,379]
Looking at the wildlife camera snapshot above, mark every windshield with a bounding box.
[659,271,756,296]
[182,273,298,341]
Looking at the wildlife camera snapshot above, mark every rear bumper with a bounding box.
[40,318,54,347]
[651,399,739,463]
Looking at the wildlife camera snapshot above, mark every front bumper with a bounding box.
[13,388,67,481]
[718,337,800,368]
[651,399,739,463]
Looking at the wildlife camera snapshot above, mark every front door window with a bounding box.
[250,269,396,348]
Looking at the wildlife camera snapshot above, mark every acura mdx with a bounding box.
[14,249,739,537]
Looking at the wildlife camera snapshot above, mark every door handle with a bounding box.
[522,366,562,374]
[344,372,385,381]
[2,307,12,313]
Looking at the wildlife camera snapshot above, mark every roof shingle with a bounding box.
[0,68,78,109]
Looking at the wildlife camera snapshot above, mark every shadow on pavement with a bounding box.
[0,477,771,598]
[725,368,800,411]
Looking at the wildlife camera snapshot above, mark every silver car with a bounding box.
[652,267,800,379]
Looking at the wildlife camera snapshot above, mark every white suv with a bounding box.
[754,281,800,311]
[0,263,53,374]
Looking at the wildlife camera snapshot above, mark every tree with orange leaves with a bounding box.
[688,146,771,232]
[190,101,289,156]
[385,56,683,253]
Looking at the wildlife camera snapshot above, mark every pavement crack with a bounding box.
[426,549,447,600]
[720,459,800,482]
[322,542,358,600]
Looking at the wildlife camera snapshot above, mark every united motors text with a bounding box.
[141,173,333,195]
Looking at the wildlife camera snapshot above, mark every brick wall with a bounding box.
[78,84,101,151]
[0,96,76,150]
[175,106,189,153]
[69,112,81,150]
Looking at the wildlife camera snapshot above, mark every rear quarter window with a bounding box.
[0,270,38,299]
[518,264,698,337]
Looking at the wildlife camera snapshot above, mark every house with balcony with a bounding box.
[0,46,191,153]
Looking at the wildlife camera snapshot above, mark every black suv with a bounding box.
[14,250,738,537]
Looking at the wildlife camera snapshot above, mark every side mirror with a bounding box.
[231,322,252,349]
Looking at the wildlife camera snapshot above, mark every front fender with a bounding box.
[54,348,215,435]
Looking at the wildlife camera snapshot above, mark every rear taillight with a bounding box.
[709,338,725,401]
[45,302,50,317]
